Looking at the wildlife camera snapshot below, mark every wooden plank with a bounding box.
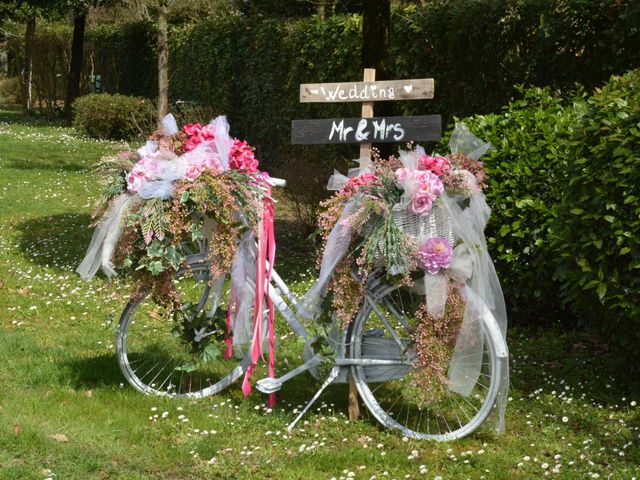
[359,68,376,161]
[291,115,442,145]
[300,78,434,103]
[348,374,360,422]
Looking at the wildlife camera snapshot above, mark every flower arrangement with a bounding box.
[77,114,274,372]
[307,123,494,403]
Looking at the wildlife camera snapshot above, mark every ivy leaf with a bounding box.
[148,261,164,275]
[147,242,164,258]
[199,344,220,364]
[166,245,183,270]
[190,224,204,242]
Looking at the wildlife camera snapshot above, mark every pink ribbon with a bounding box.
[242,190,276,406]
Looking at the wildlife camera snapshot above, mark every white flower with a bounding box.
[631,400,637,407]
[562,416,569,423]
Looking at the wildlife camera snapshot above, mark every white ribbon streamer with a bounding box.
[76,193,136,280]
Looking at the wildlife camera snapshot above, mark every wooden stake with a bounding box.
[359,68,376,160]
[349,68,376,422]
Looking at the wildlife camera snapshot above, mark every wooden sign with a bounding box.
[291,115,442,145]
[300,78,434,103]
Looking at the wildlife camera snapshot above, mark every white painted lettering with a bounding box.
[342,126,354,141]
[329,120,344,141]
[392,123,405,141]
[372,119,386,140]
[355,119,370,141]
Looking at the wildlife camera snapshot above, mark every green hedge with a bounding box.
[87,22,158,99]
[449,86,581,321]
[50,0,635,169]
[553,69,640,351]
[455,70,640,352]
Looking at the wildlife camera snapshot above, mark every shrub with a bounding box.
[448,87,580,321]
[553,69,640,351]
[0,76,23,105]
[72,93,156,140]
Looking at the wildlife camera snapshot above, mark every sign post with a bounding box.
[292,69,441,420]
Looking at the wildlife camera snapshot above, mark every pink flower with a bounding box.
[395,168,411,183]
[203,155,223,173]
[184,162,203,181]
[201,124,216,141]
[183,123,202,137]
[419,155,450,176]
[229,139,259,172]
[184,135,202,152]
[410,190,434,215]
[418,237,453,274]
[126,171,144,193]
[343,172,380,194]
[416,170,444,198]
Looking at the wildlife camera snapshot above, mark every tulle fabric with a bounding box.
[76,193,137,280]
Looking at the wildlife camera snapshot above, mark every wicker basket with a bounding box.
[374,204,456,261]
[393,203,456,246]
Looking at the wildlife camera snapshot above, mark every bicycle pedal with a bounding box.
[256,377,282,394]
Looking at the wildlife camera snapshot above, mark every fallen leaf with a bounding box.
[18,287,29,295]
[14,424,21,435]
[84,390,93,398]
[50,433,69,442]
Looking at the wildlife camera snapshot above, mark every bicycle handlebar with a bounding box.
[267,177,287,188]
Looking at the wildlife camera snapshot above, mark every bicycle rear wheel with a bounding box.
[348,281,503,440]
[116,255,248,398]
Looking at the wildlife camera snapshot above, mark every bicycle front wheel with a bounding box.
[348,281,503,441]
[116,256,248,398]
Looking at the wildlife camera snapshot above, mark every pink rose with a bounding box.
[415,170,444,198]
[201,124,216,140]
[203,155,223,173]
[410,190,433,216]
[184,135,202,152]
[126,172,144,193]
[229,139,259,172]
[184,162,203,181]
[395,168,411,183]
[183,123,202,137]
[419,155,451,176]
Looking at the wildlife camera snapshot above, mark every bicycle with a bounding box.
[115,177,508,441]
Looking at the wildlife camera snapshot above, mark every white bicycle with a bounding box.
[115,178,508,441]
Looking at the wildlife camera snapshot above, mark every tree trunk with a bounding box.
[22,17,35,112]
[65,9,87,125]
[362,0,393,154]
[362,0,391,79]
[157,3,169,127]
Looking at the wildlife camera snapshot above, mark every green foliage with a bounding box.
[450,87,581,320]
[86,21,159,98]
[5,23,72,116]
[0,76,23,105]
[455,70,640,353]
[72,93,156,140]
[552,69,640,350]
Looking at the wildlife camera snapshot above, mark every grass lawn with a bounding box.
[0,107,638,479]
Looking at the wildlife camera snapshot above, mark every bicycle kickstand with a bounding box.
[286,365,340,433]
